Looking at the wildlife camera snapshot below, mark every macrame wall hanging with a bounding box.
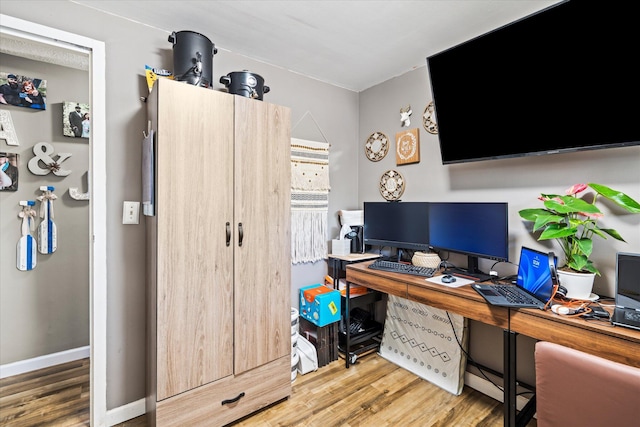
[291,138,330,264]
[290,111,331,264]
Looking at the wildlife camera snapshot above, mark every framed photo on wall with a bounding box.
[0,152,19,191]
[395,128,420,165]
[0,71,47,110]
[63,101,90,139]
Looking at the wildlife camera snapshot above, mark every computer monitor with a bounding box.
[612,252,640,330]
[428,202,509,274]
[363,202,430,253]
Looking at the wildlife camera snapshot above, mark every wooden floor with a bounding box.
[0,354,536,426]
[0,358,91,426]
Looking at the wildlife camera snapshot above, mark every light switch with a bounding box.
[123,201,140,224]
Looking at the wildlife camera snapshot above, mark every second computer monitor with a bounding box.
[428,202,509,271]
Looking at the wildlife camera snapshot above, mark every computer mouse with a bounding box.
[441,274,456,283]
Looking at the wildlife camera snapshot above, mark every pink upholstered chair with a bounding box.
[534,341,640,426]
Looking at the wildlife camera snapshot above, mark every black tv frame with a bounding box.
[426,1,640,164]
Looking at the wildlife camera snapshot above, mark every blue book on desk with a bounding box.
[472,247,557,309]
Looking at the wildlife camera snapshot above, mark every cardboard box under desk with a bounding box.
[299,284,341,327]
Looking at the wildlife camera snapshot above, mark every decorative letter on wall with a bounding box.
[0,110,20,146]
[69,171,90,200]
[27,142,72,176]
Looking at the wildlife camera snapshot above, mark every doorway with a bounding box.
[0,15,107,426]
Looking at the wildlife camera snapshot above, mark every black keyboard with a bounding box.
[494,284,538,305]
[368,259,436,278]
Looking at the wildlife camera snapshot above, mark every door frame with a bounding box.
[0,15,107,426]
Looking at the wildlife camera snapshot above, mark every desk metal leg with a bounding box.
[329,258,351,368]
[345,279,351,368]
[504,329,517,427]
[504,328,537,427]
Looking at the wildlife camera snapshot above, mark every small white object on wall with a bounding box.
[0,110,20,146]
[122,201,140,225]
[37,186,57,254]
[400,105,412,127]
[69,187,90,200]
[27,142,72,176]
[69,172,90,201]
[17,200,37,271]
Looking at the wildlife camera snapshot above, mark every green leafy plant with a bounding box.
[518,183,640,275]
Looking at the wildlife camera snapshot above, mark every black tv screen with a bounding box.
[426,1,640,164]
[428,202,508,273]
[363,202,430,251]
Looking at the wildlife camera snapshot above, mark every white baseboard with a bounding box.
[107,398,146,426]
[0,346,90,379]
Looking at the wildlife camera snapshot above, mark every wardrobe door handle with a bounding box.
[221,391,245,405]
[226,222,231,246]
[238,222,244,246]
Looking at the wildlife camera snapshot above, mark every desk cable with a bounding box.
[445,311,536,398]
[445,311,503,394]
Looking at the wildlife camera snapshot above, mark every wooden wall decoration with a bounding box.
[423,101,438,134]
[395,128,420,165]
[365,131,389,162]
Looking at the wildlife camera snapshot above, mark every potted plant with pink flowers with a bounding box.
[518,183,640,298]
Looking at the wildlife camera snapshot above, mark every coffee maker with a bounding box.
[345,225,364,253]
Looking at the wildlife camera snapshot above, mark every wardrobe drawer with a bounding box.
[156,356,291,426]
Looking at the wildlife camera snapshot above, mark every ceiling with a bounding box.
[73,0,562,92]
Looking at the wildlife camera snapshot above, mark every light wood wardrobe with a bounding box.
[146,78,291,426]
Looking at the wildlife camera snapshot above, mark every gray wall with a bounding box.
[358,68,640,382]
[2,0,358,409]
[0,53,90,364]
[3,0,640,413]
[359,68,640,287]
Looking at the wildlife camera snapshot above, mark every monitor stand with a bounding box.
[446,256,492,282]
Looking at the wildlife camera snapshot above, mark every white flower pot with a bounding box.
[557,270,596,300]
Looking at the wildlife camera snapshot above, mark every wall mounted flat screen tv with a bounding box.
[426,1,639,164]
[428,202,508,274]
[363,202,430,252]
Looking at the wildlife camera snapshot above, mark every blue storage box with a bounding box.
[299,284,341,327]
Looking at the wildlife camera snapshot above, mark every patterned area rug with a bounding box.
[291,138,330,264]
[379,295,468,395]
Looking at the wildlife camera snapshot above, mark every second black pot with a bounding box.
[219,70,270,100]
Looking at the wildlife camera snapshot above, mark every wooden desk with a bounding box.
[510,308,640,368]
[346,260,640,427]
[346,260,509,328]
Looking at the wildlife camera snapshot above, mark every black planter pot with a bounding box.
[169,30,217,87]
[219,70,270,100]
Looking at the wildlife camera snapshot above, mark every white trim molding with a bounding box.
[0,347,90,379]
